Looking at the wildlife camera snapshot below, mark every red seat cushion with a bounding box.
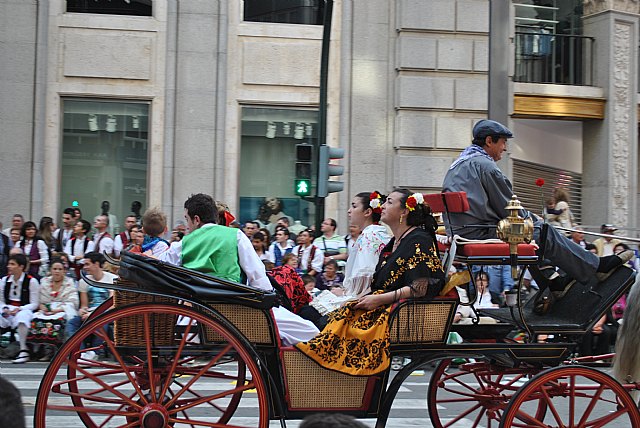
[423,192,469,213]
[459,243,537,257]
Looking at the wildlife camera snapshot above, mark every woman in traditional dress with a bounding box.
[19,221,49,279]
[297,188,445,375]
[28,258,79,360]
[299,191,390,327]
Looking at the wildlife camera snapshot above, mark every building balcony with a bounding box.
[515,32,595,86]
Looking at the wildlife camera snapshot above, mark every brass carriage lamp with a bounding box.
[497,195,534,279]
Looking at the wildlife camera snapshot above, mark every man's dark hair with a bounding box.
[184,193,217,224]
[84,251,105,267]
[79,219,91,233]
[12,214,24,220]
[8,253,28,269]
[246,221,260,229]
[300,274,315,285]
[300,414,367,428]
[472,134,502,147]
[326,218,337,230]
[63,207,75,216]
[277,217,290,226]
[0,376,25,428]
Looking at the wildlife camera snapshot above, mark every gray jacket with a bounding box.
[442,153,532,240]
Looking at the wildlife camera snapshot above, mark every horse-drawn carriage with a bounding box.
[34,193,640,427]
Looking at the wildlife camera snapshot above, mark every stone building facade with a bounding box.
[1,0,637,235]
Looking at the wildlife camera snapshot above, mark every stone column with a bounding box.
[582,0,639,232]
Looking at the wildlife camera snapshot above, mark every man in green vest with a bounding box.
[159,193,319,345]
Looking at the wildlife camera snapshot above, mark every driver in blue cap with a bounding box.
[442,120,633,311]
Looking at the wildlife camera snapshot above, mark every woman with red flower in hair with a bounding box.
[297,188,445,376]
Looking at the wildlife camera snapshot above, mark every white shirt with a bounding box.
[93,231,114,256]
[159,224,272,291]
[0,273,40,311]
[292,244,324,273]
[158,223,319,345]
[267,242,294,264]
[113,232,130,257]
[21,239,49,269]
[53,227,74,250]
[64,236,96,263]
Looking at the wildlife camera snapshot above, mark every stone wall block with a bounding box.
[397,0,455,31]
[397,76,455,109]
[242,40,321,87]
[436,117,474,149]
[396,112,435,148]
[473,39,489,71]
[176,51,217,90]
[63,32,153,80]
[456,0,489,33]
[398,36,437,69]
[394,155,453,188]
[437,39,474,70]
[454,78,488,110]
[352,22,389,61]
[175,90,218,130]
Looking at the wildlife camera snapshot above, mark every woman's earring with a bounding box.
[399,214,403,225]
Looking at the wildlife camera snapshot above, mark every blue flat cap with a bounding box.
[473,120,513,139]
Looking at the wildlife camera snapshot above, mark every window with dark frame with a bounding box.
[67,0,152,17]
[244,0,324,25]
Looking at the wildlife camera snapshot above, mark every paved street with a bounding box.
[1,360,634,427]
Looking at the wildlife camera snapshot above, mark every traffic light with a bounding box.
[317,145,344,197]
[295,144,313,197]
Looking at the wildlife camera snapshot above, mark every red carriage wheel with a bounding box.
[34,303,269,428]
[499,365,640,428]
[428,358,545,427]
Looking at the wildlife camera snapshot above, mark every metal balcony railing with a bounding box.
[514,32,595,86]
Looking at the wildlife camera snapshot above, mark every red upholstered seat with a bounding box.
[459,243,537,257]
[424,192,469,213]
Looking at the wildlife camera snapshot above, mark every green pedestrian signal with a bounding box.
[295,179,311,196]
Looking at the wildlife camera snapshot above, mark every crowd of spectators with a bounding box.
[0,202,356,363]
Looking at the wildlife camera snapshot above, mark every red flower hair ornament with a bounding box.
[535,178,545,187]
[405,193,424,212]
[369,191,383,214]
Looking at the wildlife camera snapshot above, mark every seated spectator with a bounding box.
[141,207,169,256]
[455,272,499,324]
[124,224,144,253]
[282,253,299,270]
[19,221,49,279]
[64,219,95,279]
[113,215,138,257]
[292,229,323,276]
[270,262,311,314]
[28,258,79,361]
[251,231,271,261]
[315,259,344,291]
[65,252,117,360]
[613,243,639,271]
[0,254,39,364]
[301,274,319,297]
[268,228,294,267]
[313,218,348,267]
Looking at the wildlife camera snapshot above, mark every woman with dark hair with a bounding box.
[19,221,49,279]
[38,216,56,254]
[28,258,79,360]
[297,189,445,375]
[342,191,390,297]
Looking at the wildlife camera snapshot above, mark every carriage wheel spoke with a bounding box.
[160,318,195,400]
[142,313,158,401]
[66,357,142,409]
[168,382,256,414]
[94,326,150,406]
[165,344,234,408]
[577,383,605,426]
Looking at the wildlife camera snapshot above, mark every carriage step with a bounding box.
[479,266,635,334]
